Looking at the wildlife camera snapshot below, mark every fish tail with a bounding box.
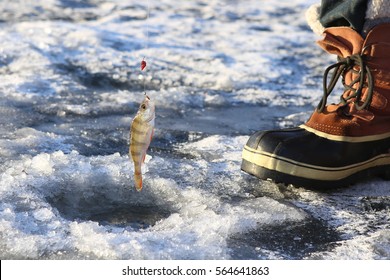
[134,167,143,191]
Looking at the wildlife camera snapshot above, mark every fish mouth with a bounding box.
[143,94,153,107]
[142,94,154,122]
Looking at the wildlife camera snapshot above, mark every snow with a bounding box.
[0,0,389,260]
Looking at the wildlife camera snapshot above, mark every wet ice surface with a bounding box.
[0,0,389,260]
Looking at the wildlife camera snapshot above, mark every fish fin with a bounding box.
[150,129,154,142]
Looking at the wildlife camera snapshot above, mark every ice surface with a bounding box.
[0,0,389,260]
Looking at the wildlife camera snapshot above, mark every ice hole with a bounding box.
[87,206,171,230]
[47,192,173,231]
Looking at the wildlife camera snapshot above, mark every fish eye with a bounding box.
[141,104,146,110]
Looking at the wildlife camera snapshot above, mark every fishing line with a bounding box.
[141,0,150,93]
[146,0,150,50]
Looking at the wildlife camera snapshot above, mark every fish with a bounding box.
[129,94,155,191]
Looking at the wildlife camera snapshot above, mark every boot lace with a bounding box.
[317,54,374,113]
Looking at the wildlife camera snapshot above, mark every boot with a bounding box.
[241,23,390,188]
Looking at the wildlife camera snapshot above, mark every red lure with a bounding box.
[141,58,147,71]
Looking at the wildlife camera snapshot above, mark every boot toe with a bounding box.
[241,127,390,188]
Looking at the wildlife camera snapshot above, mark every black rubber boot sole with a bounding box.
[241,127,390,188]
[242,157,390,188]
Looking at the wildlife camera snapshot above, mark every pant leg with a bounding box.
[319,0,369,33]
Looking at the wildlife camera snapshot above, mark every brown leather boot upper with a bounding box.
[304,23,390,139]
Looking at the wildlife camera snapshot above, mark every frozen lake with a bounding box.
[0,0,389,260]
